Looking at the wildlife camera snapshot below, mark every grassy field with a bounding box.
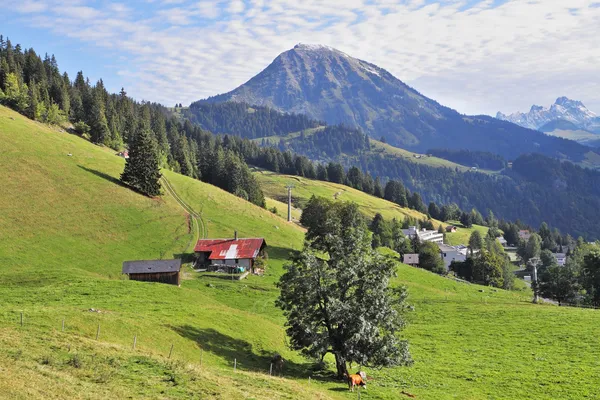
[2,105,600,399]
[253,169,444,226]
[445,222,490,246]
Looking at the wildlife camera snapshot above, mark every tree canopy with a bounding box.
[277,200,412,378]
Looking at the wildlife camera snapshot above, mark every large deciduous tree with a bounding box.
[120,128,162,197]
[277,200,412,378]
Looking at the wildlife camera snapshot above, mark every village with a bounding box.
[121,221,565,289]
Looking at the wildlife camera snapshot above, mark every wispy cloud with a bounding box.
[2,0,599,115]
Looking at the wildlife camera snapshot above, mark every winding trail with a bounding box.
[161,175,207,253]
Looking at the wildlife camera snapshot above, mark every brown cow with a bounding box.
[344,372,367,392]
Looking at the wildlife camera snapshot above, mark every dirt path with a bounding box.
[161,176,207,253]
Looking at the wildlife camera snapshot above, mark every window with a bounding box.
[235,259,239,264]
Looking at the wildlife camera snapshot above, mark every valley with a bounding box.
[2,105,600,399]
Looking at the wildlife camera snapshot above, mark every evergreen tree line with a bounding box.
[185,101,322,139]
[0,36,265,206]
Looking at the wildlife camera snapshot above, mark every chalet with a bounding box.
[403,254,419,267]
[445,225,457,233]
[117,150,129,159]
[122,259,182,286]
[194,232,267,273]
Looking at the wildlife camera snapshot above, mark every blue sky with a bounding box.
[2,0,599,115]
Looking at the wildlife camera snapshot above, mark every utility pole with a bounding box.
[286,184,294,222]
[532,264,539,303]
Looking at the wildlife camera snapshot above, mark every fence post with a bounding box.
[96,324,100,340]
[62,319,65,332]
[133,335,137,350]
[309,376,311,385]
[20,312,23,327]
[168,344,174,359]
[234,358,237,372]
[200,349,203,367]
[270,363,273,376]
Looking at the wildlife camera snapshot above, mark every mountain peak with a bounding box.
[498,97,597,131]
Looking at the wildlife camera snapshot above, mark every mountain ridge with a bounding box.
[497,97,600,134]
[198,44,598,162]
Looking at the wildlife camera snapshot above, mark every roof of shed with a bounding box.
[122,259,182,274]
[194,238,266,260]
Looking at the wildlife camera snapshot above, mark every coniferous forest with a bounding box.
[2,35,600,240]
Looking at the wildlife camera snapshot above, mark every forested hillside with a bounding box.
[181,100,600,240]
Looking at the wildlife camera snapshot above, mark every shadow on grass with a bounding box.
[170,325,334,381]
[78,165,149,197]
[78,166,126,188]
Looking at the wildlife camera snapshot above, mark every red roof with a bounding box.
[194,238,266,260]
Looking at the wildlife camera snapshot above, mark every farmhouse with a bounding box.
[194,232,267,273]
[445,225,457,233]
[122,259,182,286]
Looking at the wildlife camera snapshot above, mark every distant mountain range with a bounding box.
[198,44,598,162]
[497,97,600,134]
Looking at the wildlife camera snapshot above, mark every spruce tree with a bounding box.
[121,129,162,197]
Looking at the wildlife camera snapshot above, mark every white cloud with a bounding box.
[3,0,600,115]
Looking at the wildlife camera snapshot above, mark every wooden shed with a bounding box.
[122,259,182,286]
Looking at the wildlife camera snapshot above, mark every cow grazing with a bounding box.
[344,372,367,392]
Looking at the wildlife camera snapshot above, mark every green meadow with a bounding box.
[1,105,600,399]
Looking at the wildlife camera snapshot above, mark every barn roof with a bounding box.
[122,259,182,274]
[194,238,266,260]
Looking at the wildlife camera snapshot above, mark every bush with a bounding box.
[73,121,91,136]
[270,206,278,214]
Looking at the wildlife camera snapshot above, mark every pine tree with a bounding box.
[121,128,161,196]
[89,90,110,144]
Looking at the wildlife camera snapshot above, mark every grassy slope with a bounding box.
[0,105,330,399]
[253,169,444,226]
[2,106,600,399]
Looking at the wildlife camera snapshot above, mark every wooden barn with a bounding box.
[122,259,182,286]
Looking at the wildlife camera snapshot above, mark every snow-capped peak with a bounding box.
[497,96,597,131]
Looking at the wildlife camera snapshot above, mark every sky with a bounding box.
[2,0,599,116]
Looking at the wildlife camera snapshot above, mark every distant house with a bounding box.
[402,226,444,244]
[122,259,182,286]
[403,254,419,267]
[518,230,531,242]
[438,243,469,270]
[117,150,129,159]
[497,237,508,247]
[194,232,267,273]
[553,253,567,266]
[445,225,457,233]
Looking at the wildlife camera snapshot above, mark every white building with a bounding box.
[553,253,567,266]
[437,243,469,270]
[402,226,444,244]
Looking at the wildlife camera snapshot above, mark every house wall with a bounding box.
[128,271,180,286]
[441,251,467,270]
[210,258,252,269]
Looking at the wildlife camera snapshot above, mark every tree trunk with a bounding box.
[334,353,348,379]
